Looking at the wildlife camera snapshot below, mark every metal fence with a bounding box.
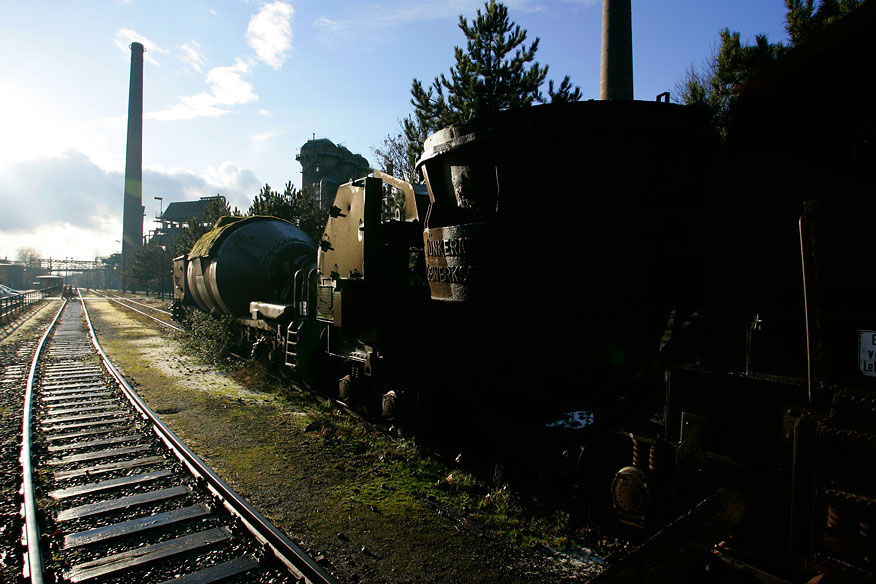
[0,290,45,327]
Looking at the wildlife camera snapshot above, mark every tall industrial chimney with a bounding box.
[121,42,144,288]
[600,0,633,100]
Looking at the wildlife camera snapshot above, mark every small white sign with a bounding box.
[860,330,876,376]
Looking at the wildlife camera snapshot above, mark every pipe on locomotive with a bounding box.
[600,0,633,100]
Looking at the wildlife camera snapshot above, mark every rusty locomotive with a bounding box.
[171,2,876,580]
[172,99,716,424]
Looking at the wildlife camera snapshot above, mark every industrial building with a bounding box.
[296,138,370,211]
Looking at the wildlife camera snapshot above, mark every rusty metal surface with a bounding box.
[593,487,751,583]
[318,180,371,282]
[371,170,424,223]
[423,223,487,302]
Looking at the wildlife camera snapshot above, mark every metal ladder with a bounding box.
[285,321,304,369]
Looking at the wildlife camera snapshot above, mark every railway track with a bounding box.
[19,295,337,584]
[88,290,183,332]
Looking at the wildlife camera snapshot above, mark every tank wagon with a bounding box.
[173,173,434,403]
[172,215,319,370]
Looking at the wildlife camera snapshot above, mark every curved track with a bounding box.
[19,295,336,584]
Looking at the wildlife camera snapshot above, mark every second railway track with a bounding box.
[88,291,183,333]
[19,295,336,584]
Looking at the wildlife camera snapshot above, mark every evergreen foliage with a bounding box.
[402,1,580,164]
[785,0,862,45]
[171,182,326,261]
[678,29,787,138]
[173,196,238,257]
[677,0,862,138]
[246,182,325,242]
[125,239,172,296]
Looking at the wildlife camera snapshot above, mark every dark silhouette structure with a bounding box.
[295,138,370,211]
[145,196,226,252]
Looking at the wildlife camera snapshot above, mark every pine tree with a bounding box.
[785,0,862,45]
[247,182,325,242]
[677,1,862,138]
[126,239,172,297]
[676,29,788,139]
[404,0,579,156]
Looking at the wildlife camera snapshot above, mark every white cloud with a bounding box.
[313,1,564,47]
[247,1,294,69]
[0,219,123,263]
[201,161,261,211]
[146,58,257,121]
[144,161,260,213]
[139,2,297,123]
[258,108,272,117]
[249,130,284,142]
[0,151,264,260]
[179,41,206,72]
[0,151,121,250]
[313,1,524,33]
[113,28,167,66]
[0,82,121,173]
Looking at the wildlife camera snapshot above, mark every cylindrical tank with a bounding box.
[186,216,317,317]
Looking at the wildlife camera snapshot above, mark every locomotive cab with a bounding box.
[314,172,431,416]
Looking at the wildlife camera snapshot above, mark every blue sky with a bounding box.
[0,0,790,262]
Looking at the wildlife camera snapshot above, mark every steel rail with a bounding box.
[77,291,337,584]
[102,292,173,316]
[89,290,183,332]
[20,298,67,584]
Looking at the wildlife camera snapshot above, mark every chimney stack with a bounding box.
[600,0,633,100]
[121,42,144,288]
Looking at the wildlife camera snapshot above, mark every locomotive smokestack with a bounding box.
[600,0,633,100]
[121,41,144,288]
